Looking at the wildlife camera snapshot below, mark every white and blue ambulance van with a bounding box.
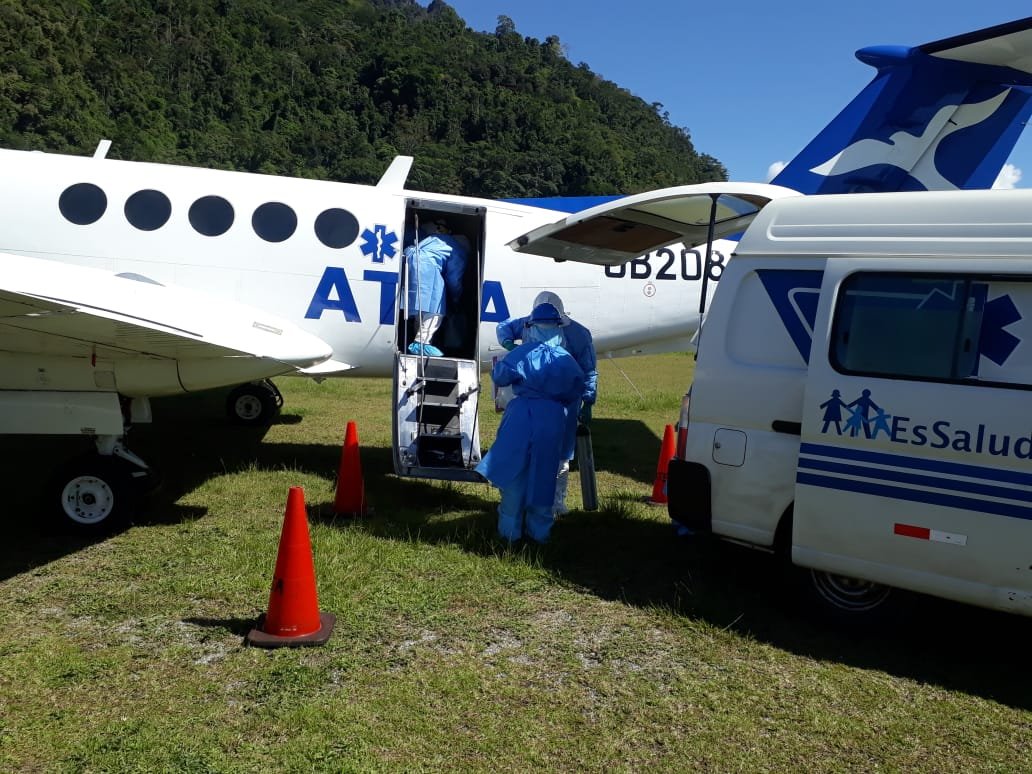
[667,188,1032,620]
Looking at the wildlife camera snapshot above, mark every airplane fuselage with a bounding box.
[0,148,716,385]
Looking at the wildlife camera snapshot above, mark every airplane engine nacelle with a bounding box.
[113,358,302,397]
[175,358,301,393]
[0,353,113,392]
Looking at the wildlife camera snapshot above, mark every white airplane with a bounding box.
[2,16,1031,532]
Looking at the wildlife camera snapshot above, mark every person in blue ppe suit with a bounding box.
[495,291,597,514]
[476,302,585,544]
[404,219,469,356]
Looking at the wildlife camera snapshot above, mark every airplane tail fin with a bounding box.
[772,17,1032,194]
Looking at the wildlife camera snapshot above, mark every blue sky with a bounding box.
[430,1,1032,187]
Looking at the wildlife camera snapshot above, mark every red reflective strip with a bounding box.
[894,523,930,540]
[675,426,688,459]
[675,393,691,459]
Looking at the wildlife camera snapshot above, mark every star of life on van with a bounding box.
[667,188,1032,621]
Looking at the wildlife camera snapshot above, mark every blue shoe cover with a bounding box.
[407,342,444,356]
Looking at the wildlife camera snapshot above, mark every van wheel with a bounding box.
[774,508,895,625]
[805,568,893,622]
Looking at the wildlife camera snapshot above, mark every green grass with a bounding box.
[1,353,1030,772]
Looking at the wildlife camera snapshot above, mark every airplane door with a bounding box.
[392,200,488,482]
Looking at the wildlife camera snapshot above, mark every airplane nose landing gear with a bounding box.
[226,380,283,426]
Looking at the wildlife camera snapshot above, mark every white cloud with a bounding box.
[993,163,1022,189]
[766,161,787,182]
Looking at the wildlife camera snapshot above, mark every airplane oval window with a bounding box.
[252,201,297,243]
[189,195,234,237]
[314,208,359,249]
[59,183,107,225]
[124,189,172,231]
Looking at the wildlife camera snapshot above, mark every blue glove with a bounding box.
[578,403,592,424]
[502,338,516,351]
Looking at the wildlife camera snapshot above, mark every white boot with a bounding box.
[417,314,443,343]
[554,461,570,516]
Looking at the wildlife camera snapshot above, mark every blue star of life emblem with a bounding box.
[980,294,1022,366]
[360,225,398,263]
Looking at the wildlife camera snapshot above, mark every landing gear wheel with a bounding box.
[226,380,282,426]
[53,454,137,534]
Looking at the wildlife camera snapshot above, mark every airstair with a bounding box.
[394,355,482,481]
[391,200,487,482]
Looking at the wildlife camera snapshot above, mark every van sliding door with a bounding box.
[794,260,1032,614]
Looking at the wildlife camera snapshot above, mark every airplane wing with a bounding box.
[0,253,332,377]
[508,182,801,265]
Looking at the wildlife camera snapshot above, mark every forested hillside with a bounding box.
[0,0,726,197]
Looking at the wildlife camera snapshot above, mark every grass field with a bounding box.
[1,353,1030,772]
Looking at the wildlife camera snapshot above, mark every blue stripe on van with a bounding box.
[798,456,1032,503]
[799,442,1032,487]
[796,471,1032,522]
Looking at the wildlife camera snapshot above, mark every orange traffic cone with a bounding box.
[246,487,335,648]
[647,424,676,506]
[334,420,366,516]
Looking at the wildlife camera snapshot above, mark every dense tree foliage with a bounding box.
[0,0,726,196]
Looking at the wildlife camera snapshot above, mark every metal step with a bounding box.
[415,433,465,468]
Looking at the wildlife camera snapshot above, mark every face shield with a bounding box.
[526,321,563,346]
[526,303,563,345]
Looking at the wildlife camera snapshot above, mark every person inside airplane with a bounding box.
[404,218,470,357]
[476,302,585,544]
[496,291,598,514]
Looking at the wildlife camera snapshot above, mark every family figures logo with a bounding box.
[819,389,892,439]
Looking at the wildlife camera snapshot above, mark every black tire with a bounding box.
[801,567,894,627]
[775,509,894,627]
[52,454,138,534]
[226,381,280,426]
[260,378,284,407]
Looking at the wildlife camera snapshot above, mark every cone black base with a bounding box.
[245,612,336,648]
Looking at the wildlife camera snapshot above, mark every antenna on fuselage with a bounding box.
[376,155,413,189]
[93,139,112,159]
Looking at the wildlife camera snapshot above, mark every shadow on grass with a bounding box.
[552,511,1032,710]
[0,415,497,580]
[341,476,1032,712]
[4,401,1028,711]
[183,616,258,638]
[587,417,665,485]
[0,428,213,574]
[0,387,323,579]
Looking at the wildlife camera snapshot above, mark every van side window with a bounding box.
[832,274,984,380]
